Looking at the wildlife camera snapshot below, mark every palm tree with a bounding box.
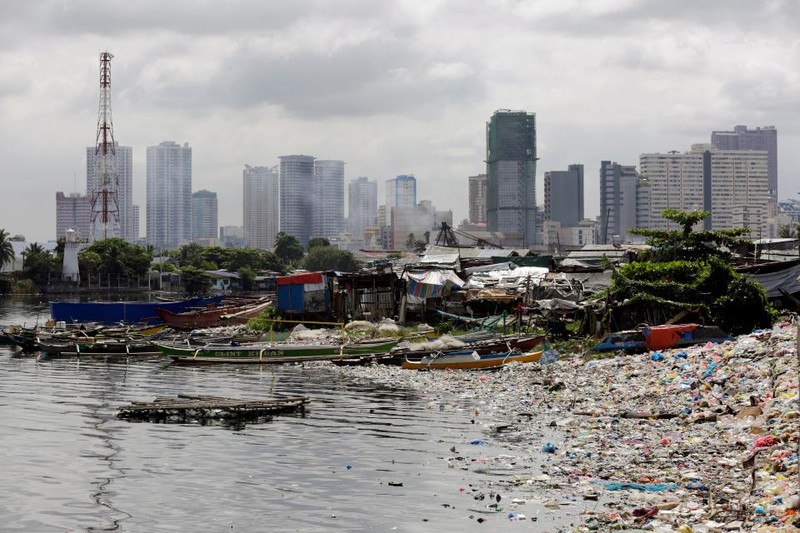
[0,229,15,271]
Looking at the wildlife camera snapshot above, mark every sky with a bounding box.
[1,0,799,243]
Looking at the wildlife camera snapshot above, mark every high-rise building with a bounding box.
[55,192,91,241]
[313,160,345,239]
[599,161,641,244]
[485,109,537,245]
[385,174,417,208]
[279,155,316,246]
[87,142,137,241]
[468,174,487,224]
[711,125,777,196]
[544,164,584,227]
[243,164,280,250]
[146,141,192,250]
[348,177,378,241]
[639,144,769,236]
[192,190,218,242]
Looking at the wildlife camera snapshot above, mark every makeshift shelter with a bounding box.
[276,272,331,318]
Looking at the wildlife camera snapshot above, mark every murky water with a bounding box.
[0,297,571,532]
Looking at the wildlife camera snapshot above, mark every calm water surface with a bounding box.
[0,297,564,532]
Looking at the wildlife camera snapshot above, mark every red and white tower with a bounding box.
[89,51,120,241]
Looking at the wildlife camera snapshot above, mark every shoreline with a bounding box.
[331,323,800,531]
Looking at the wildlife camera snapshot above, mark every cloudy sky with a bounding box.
[1,0,798,243]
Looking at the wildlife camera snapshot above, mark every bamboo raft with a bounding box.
[117,394,309,424]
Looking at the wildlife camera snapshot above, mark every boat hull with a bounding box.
[402,348,543,370]
[155,300,272,330]
[157,339,398,365]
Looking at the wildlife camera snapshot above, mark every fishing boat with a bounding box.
[155,298,272,330]
[50,296,225,326]
[38,337,163,358]
[155,338,398,365]
[592,323,731,353]
[401,347,544,370]
[332,334,545,366]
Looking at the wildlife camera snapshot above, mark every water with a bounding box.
[0,297,555,532]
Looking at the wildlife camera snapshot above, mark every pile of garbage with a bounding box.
[336,321,800,531]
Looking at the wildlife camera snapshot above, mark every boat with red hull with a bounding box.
[156,299,272,330]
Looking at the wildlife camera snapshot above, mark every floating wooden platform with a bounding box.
[117,394,309,425]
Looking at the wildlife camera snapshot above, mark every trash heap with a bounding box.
[336,321,800,531]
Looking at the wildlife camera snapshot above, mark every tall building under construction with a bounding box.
[485,110,537,246]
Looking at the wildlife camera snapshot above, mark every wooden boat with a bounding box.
[155,299,272,330]
[38,337,163,358]
[592,323,731,353]
[401,347,544,370]
[333,334,545,366]
[156,339,398,365]
[49,296,225,326]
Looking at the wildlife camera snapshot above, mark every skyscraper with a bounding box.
[279,155,315,246]
[639,144,769,236]
[243,164,279,250]
[544,164,584,227]
[313,160,345,239]
[711,125,777,196]
[486,109,537,245]
[385,174,417,208]
[87,142,136,241]
[599,161,641,244]
[55,192,91,240]
[146,141,192,249]
[192,190,218,242]
[348,177,377,241]
[468,174,487,224]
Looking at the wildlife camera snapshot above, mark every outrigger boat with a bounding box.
[155,298,272,330]
[155,338,398,365]
[401,347,544,370]
[593,323,730,353]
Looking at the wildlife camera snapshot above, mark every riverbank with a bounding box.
[332,322,800,531]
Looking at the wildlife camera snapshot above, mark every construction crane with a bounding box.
[89,51,120,241]
[434,222,504,249]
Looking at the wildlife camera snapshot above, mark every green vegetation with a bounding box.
[274,232,304,266]
[302,246,361,272]
[602,209,774,335]
[80,238,152,278]
[0,229,14,271]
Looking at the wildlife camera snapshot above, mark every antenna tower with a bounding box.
[89,51,120,241]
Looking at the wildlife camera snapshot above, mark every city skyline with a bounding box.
[2,2,799,243]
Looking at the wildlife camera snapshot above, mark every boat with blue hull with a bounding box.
[50,296,224,325]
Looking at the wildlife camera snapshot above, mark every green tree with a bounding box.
[22,243,54,286]
[302,246,360,272]
[80,238,152,278]
[605,209,773,335]
[180,266,212,296]
[777,224,800,238]
[308,237,331,251]
[238,266,256,291]
[0,229,15,271]
[274,232,304,265]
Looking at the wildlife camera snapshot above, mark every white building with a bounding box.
[243,164,279,250]
[639,144,769,236]
[385,174,417,208]
[87,142,137,242]
[55,192,91,241]
[279,155,315,246]
[348,177,377,242]
[313,160,345,239]
[146,141,192,250]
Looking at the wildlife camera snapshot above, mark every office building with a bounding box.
[711,125,777,196]
[486,109,537,245]
[385,174,417,208]
[599,161,641,244]
[544,164,584,227]
[313,160,345,239]
[468,173,487,224]
[146,141,192,249]
[243,165,279,250]
[348,177,378,241]
[279,155,315,246]
[639,144,769,236]
[55,192,91,241]
[192,190,218,242]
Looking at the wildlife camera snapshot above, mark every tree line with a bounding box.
[0,229,361,295]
